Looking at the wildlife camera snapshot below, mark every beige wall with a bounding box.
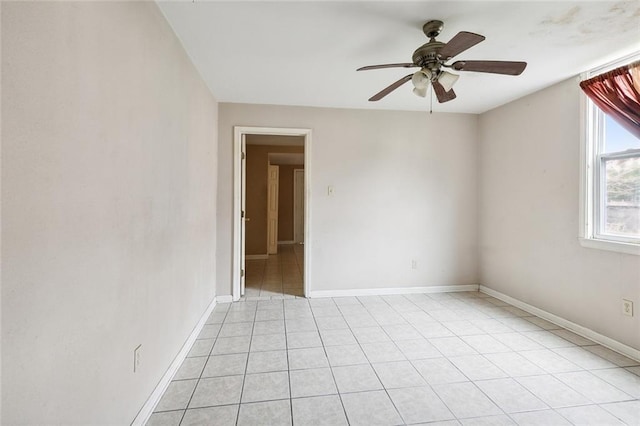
[278,165,304,242]
[245,143,303,255]
[218,103,479,297]
[2,2,218,424]
[479,79,640,351]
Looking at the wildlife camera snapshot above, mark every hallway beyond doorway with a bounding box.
[245,244,304,298]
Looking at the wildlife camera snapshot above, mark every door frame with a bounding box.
[233,126,312,301]
[293,168,305,244]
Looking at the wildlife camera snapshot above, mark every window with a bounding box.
[581,54,640,255]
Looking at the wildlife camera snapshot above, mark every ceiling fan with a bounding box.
[357,20,527,103]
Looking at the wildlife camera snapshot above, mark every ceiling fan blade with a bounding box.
[368,74,413,101]
[438,31,485,60]
[357,63,417,71]
[432,81,457,103]
[451,60,527,75]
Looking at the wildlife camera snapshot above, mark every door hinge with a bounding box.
[241,210,245,218]
[241,152,246,160]
[241,269,245,277]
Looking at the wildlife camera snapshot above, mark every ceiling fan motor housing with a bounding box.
[412,41,445,75]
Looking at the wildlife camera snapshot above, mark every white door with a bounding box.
[293,169,304,243]
[267,165,279,254]
[240,136,246,296]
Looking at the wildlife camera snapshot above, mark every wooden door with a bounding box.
[293,169,304,243]
[267,165,279,254]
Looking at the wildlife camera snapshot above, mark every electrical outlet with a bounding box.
[134,344,142,373]
[622,299,633,317]
[411,259,417,269]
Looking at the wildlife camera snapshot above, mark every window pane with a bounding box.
[604,114,639,153]
[603,156,640,238]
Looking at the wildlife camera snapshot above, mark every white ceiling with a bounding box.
[158,1,640,114]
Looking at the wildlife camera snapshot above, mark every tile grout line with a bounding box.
[176,304,231,426]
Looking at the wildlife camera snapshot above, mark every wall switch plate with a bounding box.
[622,299,633,317]
[134,344,142,372]
[327,186,334,196]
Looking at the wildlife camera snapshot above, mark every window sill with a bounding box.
[579,237,640,256]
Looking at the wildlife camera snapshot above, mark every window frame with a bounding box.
[579,53,640,256]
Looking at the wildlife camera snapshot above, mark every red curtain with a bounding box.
[580,63,640,139]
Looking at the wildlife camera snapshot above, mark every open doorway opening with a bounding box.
[233,127,312,301]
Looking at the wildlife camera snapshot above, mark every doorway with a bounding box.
[233,127,312,301]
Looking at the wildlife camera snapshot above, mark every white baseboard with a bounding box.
[131,297,218,426]
[479,285,640,362]
[277,240,295,245]
[308,284,479,299]
[216,295,233,303]
[245,254,268,260]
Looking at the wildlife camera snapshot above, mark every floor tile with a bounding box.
[319,329,357,346]
[432,382,503,418]
[601,400,640,426]
[212,335,251,355]
[246,350,288,374]
[219,321,253,337]
[180,405,238,426]
[237,399,292,426]
[584,345,640,367]
[519,349,582,374]
[592,367,640,398]
[475,378,548,413]
[285,318,317,333]
[202,353,248,377]
[146,410,183,426]
[173,357,207,380]
[250,333,286,352]
[460,334,511,354]
[325,344,368,366]
[241,371,290,403]
[291,395,348,426]
[382,324,423,341]
[341,390,403,426]
[372,360,427,388]
[550,329,594,346]
[553,346,618,370]
[360,341,406,363]
[187,339,215,358]
[394,338,442,360]
[286,331,322,349]
[289,367,337,398]
[509,409,572,425]
[459,415,516,425]
[483,352,546,377]
[188,375,243,408]
[388,386,454,424]
[252,319,285,335]
[449,354,508,381]
[429,336,478,357]
[412,357,468,385]
[288,346,329,370]
[352,326,391,344]
[516,374,590,408]
[555,371,634,404]
[154,380,197,412]
[332,364,383,393]
[556,404,626,425]
[492,333,543,351]
[315,316,349,330]
[197,324,222,340]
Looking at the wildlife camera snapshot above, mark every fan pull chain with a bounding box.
[429,83,433,114]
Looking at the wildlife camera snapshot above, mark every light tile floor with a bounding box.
[147,291,640,425]
[244,244,304,298]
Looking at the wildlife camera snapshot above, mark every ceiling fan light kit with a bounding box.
[357,20,527,104]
